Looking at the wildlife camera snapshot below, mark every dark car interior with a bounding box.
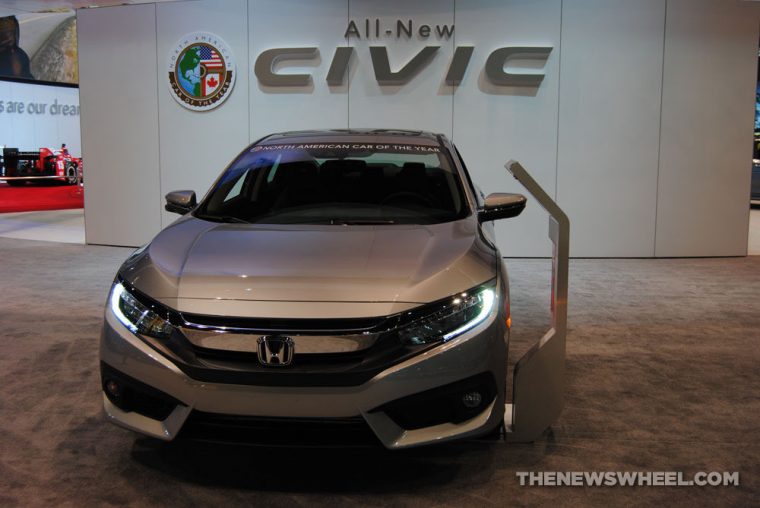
[199,152,468,224]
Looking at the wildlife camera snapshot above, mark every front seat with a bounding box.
[271,160,322,210]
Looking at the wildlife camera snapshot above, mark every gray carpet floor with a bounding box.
[0,236,758,507]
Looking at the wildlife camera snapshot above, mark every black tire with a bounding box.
[65,163,78,185]
[6,179,25,187]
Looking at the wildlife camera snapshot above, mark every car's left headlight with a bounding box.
[109,282,174,340]
[398,286,496,346]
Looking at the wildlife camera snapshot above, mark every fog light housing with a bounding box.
[462,391,483,409]
[105,379,121,398]
[100,362,186,421]
[372,372,497,430]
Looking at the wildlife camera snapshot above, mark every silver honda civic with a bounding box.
[100,129,527,449]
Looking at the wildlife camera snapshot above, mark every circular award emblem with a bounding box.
[167,32,235,111]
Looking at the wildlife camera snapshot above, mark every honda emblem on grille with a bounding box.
[257,336,294,366]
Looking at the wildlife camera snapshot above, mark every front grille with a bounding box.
[179,314,387,333]
[156,333,422,387]
[145,321,436,387]
[190,344,368,368]
[178,411,382,447]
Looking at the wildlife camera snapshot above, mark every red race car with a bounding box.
[1,144,83,186]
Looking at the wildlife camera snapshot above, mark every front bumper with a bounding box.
[99,300,507,449]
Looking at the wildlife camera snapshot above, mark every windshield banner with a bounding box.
[251,143,441,154]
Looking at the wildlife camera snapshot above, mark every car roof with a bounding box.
[258,129,445,147]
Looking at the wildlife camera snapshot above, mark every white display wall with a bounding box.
[0,80,81,157]
[78,0,759,256]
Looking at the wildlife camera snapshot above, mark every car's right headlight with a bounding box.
[397,286,496,346]
[109,282,174,340]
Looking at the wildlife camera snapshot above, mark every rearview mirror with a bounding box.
[478,193,527,222]
[165,190,196,215]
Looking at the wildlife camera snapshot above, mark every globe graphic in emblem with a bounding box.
[167,33,236,111]
[177,46,202,97]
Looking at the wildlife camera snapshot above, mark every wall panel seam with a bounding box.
[153,2,164,229]
[451,0,456,141]
[346,0,350,129]
[653,0,668,257]
[247,0,252,143]
[554,0,563,202]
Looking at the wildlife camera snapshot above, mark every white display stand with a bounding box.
[503,160,570,442]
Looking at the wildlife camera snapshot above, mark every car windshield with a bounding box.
[195,141,469,225]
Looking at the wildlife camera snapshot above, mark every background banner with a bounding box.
[0,9,78,84]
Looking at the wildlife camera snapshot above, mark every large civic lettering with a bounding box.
[254,46,553,89]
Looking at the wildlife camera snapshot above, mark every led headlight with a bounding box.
[398,287,496,346]
[110,282,174,339]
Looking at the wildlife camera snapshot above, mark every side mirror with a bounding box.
[478,193,527,222]
[165,190,196,215]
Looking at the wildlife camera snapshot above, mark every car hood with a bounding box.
[120,216,497,317]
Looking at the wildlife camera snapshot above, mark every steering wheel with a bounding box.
[380,192,433,208]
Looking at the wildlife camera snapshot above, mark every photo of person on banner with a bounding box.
[0,15,33,80]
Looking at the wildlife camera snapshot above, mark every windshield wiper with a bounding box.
[195,213,250,224]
